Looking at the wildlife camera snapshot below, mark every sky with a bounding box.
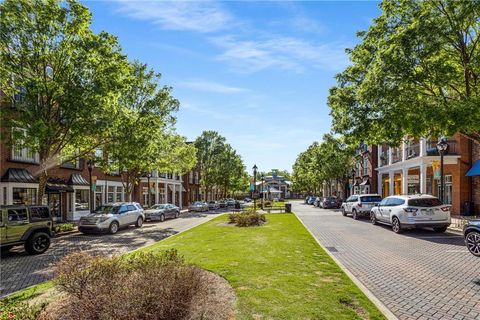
[85,0,381,174]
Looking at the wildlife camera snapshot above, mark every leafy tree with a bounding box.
[329,0,480,145]
[0,0,130,203]
[215,144,248,198]
[102,62,196,201]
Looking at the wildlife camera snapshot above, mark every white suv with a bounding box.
[79,202,145,234]
[370,195,451,233]
[342,194,382,220]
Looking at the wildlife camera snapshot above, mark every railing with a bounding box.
[391,148,402,163]
[406,143,420,159]
[426,139,458,156]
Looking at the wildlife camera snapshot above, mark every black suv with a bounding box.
[464,219,480,257]
[0,205,55,254]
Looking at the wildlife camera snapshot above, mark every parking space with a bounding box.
[294,202,480,320]
[0,211,221,297]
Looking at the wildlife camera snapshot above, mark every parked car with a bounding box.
[370,195,451,233]
[244,197,252,203]
[0,205,55,255]
[144,203,180,222]
[226,199,236,207]
[320,197,341,209]
[307,196,316,205]
[218,200,227,208]
[188,201,209,212]
[313,197,321,207]
[342,194,382,219]
[208,201,220,210]
[463,219,480,257]
[78,202,144,234]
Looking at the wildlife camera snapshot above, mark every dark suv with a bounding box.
[0,205,55,255]
[464,219,480,257]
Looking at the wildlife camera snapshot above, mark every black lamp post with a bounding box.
[253,164,258,212]
[350,168,356,196]
[146,172,152,208]
[87,159,94,212]
[436,137,449,203]
[261,175,265,209]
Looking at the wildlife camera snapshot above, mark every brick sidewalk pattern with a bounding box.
[293,202,480,320]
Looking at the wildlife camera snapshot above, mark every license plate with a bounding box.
[421,209,434,215]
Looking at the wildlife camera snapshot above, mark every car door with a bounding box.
[126,204,138,224]
[116,205,129,226]
[164,204,172,218]
[6,208,29,241]
[376,198,389,222]
[382,198,398,222]
[348,196,357,213]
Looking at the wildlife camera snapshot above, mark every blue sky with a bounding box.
[85,0,380,174]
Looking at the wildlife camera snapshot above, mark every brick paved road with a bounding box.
[0,211,221,297]
[294,202,480,320]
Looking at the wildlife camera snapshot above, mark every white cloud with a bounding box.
[210,35,349,73]
[177,80,249,93]
[113,0,233,33]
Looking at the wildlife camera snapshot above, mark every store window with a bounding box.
[75,189,90,211]
[116,186,123,202]
[437,175,453,204]
[363,157,369,176]
[107,186,115,203]
[95,186,103,208]
[12,187,37,205]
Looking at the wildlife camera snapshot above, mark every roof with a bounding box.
[385,194,437,199]
[466,160,480,176]
[360,178,370,186]
[1,168,37,183]
[68,174,89,186]
[46,177,74,193]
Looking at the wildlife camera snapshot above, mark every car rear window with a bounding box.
[30,207,50,220]
[408,198,443,207]
[360,196,382,203]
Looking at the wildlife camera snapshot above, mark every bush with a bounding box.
[228,212,266,227]
[0,300,43,320]
[44,249,213,320]
[54,223,75,233]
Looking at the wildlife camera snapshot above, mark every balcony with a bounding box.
[426,139,459,156]
[391,149,402,163]
[406,143,420,159]
[379,154,389,167]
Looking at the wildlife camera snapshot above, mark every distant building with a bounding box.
[257,171,291,199]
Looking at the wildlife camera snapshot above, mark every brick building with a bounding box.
[181,167,201,208]
[352,143,378,195]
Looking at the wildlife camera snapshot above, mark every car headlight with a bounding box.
[97,217,109,223]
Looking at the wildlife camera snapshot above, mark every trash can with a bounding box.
[463,201,474,216]
[235,201,241,210]
[285,203,292,213]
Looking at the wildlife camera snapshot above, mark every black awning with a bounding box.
[46,177,74,193]
[360,178,370,186]
[68,173,89,186]
[353,180,360,186]
[1,168,37,183]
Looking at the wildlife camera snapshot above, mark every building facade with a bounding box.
[352,144,378,195]
[181,167,201,207]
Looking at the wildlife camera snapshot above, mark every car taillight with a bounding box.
[403,207,418,214]
[440,206,450,212]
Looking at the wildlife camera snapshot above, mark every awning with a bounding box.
[1,168,37,183]
[353,180,360,186]
[466,160,480,176]
[46,178,74,193]
[167,184,174,192]
[360,178,370,186]
[68,174,89,186]
[181,185,186,192]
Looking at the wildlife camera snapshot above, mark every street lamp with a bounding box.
[253,164,258,212]
[436,137,449,203]
[261,175,265,209]
[146,172,152,208]
[350,168,356,196]
[87,159,94,212]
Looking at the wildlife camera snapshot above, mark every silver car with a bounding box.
[78,202,144,234]
[370,195,451,233]
[342,194,382,220]
[207,201,220,210]
[144,203,180,222]
[188,201,209,212]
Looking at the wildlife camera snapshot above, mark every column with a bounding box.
[402,168,408,194]
[420,138,427,157]
[155,180,159,204]
[389,171,394,196]
[420,164,427,194]
[377,172,383,197]
[378,146,382,167]
[388,147,393,165]
[172,184,176,206]
[164,182,168,203]
[179,185,183,209]
[402,140,407,162]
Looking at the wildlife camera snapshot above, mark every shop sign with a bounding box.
[407,175,419,184]
[91,176,97,192]
[432,160,441,179]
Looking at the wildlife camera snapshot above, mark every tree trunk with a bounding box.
[37,166,48,205]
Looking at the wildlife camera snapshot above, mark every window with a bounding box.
[408,198,443,207]
[75,189,90,211]
[11,128,38,163]
[107,186,115,203]
[116,186,123,202]
[8,208,28,222]
[379,198,389,206]
[30,207,50,220]
[12,188,37,205]
[360,196,382,203]
[127,205,136,211]
[363,157,369,176]
[95,186,103,208]
[189,172,193,184]
[195,172,199,184]
[386,198,405,206]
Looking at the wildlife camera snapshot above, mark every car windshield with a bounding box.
[151,204,166,209]
[360,196,382,203]
[193,202,203,205]
[408,198,443,207]
[95,205,119,214]
[326,197,336,201]
[209,201,215,204]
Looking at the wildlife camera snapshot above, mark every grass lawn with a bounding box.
[142,214,384,320]
[6,213,384,320]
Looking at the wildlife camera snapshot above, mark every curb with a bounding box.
[293,213,398,320]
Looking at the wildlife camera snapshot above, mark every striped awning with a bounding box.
[1,168,37,183]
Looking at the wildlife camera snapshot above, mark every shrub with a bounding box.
[228,212,266,227]
[0,300,43,320]
[54,223,75,233]
[45,249,216,320]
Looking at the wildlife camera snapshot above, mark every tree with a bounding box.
[102,62,196,201]
[215,144,248,198]
[328,0,480,146]
[0,0,130,203]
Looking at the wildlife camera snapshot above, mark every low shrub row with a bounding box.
[228,212,267,227]
[54,223,75,233]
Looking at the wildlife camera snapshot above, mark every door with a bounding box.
[48,193,62,222]
[126,204,138,223]
[116,205,129,226]
[6,208,29,241]
[377,198,389,222]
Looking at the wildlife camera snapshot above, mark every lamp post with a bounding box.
[253,164,258,212]
[146,172,152,208]
[350,168,356,196]
[436,137,449,203]
[87,159,94,212]
[261,175,265,209]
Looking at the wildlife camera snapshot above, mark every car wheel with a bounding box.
[370,212,377,225]
[109,221,119,234]
[342,208,347,216]
[391,217,402,233]
[352,209,358,220]
[466,231,480,257]
[175,211,179,219]
[25,232,51,255]
[160,214,165,222]
[135,217,143,228]
[433,226,448,233]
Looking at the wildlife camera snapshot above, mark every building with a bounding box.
[137,171,185,209]
[376,134,479,215]
[181,167,201,207]
[351,144,378,195]
[257,172,291,199]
